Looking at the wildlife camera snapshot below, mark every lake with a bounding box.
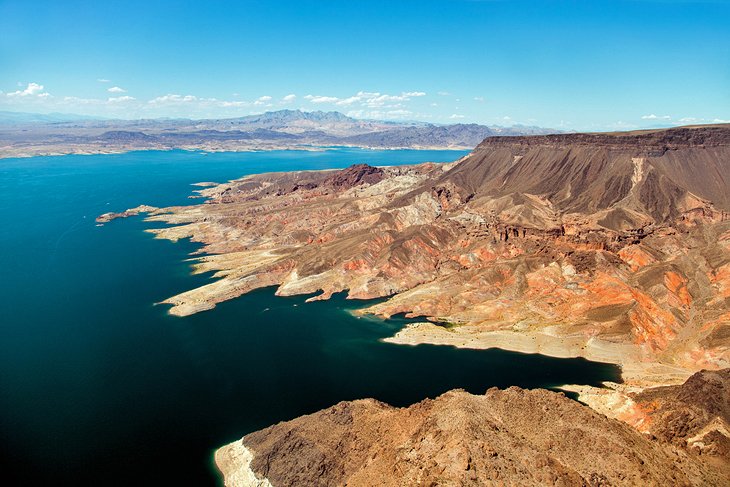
[0,149,621,486]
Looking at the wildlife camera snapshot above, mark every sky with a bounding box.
[0,0,728,130]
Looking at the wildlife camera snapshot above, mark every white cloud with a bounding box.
[304,91,427,108]
[97,78,110,83]
[144,93,262,114]
[7,82,48,97]
[474,96,485,102]
[641,114,671,120]
[305,95,340,104]
[107,96,136,103]
[0,85,501,122]
[437,91,451,96]
[220,100,250,108]
[254,95,273,106]
[335,95,362,106]
[62,96,98,105]
[148,94,199,105]
[712,118,730,123]
[359,91,425,107]
[1,87,274,118]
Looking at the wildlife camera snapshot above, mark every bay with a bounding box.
[0,149,620,486]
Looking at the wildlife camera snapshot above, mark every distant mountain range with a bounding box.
[0,110,105,124]
[0,109,559,158]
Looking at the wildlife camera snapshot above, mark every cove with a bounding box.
[0,149,621,486]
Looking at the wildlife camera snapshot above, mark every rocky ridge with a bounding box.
[216,370,730,486]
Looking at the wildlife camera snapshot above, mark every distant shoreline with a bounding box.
[0,143,473,160]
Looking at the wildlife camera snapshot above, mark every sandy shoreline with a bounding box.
[382,321,694,386]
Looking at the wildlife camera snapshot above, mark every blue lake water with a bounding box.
[0,149,621,486]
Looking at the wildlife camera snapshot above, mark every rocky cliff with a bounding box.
[215,370,730,486]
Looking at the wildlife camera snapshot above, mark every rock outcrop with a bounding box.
[632,369,730,467]
[216,372,730,486]
[95,205,159,223]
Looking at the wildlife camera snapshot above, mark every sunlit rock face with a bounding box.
[216,375,729,487]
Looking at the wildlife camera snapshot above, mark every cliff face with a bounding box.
[108,124,730,386]
[439,125,730,227]
[215,370,730,487]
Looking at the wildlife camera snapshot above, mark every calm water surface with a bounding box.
[0,149,621,486]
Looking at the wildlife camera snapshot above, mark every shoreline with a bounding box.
[0,143,472,160]
[376,319,713,436]
[82,134,729,483]
[381,321,693,387]
[96,139,727,393]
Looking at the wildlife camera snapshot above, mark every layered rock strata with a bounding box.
[104,125,730,385]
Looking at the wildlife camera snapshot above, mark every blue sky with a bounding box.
[0,0,728,130]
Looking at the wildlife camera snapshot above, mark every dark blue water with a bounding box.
[0,149,621,486]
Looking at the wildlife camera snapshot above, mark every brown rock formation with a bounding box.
[322,163,385,189]
[216,376,730,486]
[632,369,730,468]
[95,204,159,223]
[104,124,730,384]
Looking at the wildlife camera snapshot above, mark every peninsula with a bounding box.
[100,124,730,485]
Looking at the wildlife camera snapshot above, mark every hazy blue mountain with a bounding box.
[0,109,560,157]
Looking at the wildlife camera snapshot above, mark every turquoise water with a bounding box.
[0,149,621,486]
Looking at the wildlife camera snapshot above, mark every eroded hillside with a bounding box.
[216,370,730,486]
[100,125,730,386]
